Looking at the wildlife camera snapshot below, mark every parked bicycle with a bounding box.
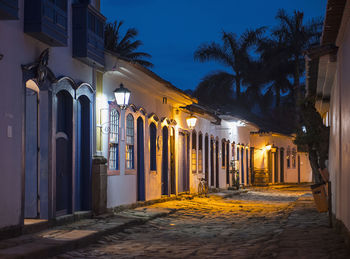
[198,177,209,195]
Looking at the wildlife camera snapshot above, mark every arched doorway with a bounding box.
[56,90,73,216]
[280,148,284,183]
[137,117,145,201]
[226,142,230,185]
[241,147,245,184]
[215,139,219,188]
[162,126,169,195]
[210,137,214,187]
[25,81,40,218]
[204,135,209,183]
[178,131,189,192]
[170,128,176,194]
[246,148,249,185]
[75,95,92,211]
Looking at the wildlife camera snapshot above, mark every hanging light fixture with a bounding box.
[113,83,131,109]
[186,115,197,129]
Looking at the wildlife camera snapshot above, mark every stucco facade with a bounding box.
[250,133,312,184]
[0,0,100,231]
[305,0,350,236]
[98,54,257,208]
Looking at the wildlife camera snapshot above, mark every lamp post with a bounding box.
[113,83,131,175]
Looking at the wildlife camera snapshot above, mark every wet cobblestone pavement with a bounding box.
[54,185,350,258]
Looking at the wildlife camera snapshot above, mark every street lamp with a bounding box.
[186,115,197,129]
[114,83,130,109]
[113,83,131,175]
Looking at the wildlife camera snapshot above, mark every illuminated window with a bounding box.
[192,131,197,173]
[126,114,134,169]
[292,148,296,168]
[198,133,203,173]
[108,107,119,170]
[286,146,291,168]
[150,123,157,171]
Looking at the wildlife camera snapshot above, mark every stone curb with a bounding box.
[0,208,175,259]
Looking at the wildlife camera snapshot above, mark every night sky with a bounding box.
[101,0,327,91]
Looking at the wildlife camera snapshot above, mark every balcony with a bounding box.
[24,0,68,46]
[0,0,18,20]
[72,3,105,68]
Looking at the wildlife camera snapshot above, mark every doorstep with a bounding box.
[0,207,174,259]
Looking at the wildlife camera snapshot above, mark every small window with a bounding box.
[126,114,134,169]
[198,134,203,173]
[108,108,119,170]
[192,131,197,173]
[292,148,296,168]
[150,123,157,171]
[286,147,291,168]
[222,140,226,167]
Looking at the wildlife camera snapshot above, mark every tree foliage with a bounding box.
[105,20,153,68]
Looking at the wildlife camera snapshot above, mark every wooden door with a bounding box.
[25,88,39,218]
[161,127,169,195]
[56,91,72,215]
[137,117,145,201]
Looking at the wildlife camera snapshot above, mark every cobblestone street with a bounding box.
[55,186,350,259]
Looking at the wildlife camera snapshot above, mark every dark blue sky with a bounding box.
[101,0,326,91]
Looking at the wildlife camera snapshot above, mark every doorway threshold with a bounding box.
[23,219,48,234]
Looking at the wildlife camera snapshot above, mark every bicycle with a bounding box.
[198,177,209,195]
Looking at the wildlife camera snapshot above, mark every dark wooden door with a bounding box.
[246,149,249,185]
[56,91,72,215]
[274,150,278,183]
[25,88,39,218]
[280,149,284,183]
[137,117,145,201]
[75,96,91,211]
[298,155,301,183]
[210,139,214,186]
[162,127,169,195]
[226,142,230,185]
[215,140,219,188]
[170,128,176,195]
[241,148,244,184]
[205,136,209,182]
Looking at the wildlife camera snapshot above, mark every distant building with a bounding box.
[250,132,312,185]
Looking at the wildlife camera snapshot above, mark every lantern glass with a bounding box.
[186,115,197,129]
[114,83,131,108]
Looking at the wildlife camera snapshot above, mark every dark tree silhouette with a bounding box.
[194,28,265,99]
[105,20,153,68]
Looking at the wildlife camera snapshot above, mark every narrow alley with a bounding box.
[53,185,349,259]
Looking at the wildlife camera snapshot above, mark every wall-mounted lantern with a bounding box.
[265,144,272,151]
[186,115,197,129]
[114,83,130,109]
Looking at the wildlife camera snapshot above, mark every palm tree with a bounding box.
[193,71,235,107]
[194,28,265,99]
[104,20,153,68]
[257,36,293,107]
[273,9,322,102]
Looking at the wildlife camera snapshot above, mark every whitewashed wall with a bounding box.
[250,133,312,183]
[100,55,255,208]
[327,4,350,231]
[0,0,96,229]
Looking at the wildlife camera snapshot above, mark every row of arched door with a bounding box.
[24,77,94,219]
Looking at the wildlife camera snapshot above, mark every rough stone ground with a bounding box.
[54,185,350,259]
